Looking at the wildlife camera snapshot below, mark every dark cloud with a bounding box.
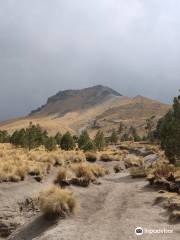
[0,0,180,121]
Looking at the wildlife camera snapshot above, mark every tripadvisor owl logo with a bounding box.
[135,227,144,236]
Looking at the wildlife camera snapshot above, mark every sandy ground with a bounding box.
[7,170,179,240]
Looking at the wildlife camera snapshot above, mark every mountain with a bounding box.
[30,85,122,117]
[0,85,170,136]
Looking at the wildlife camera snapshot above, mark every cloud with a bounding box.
[0,0,180,120]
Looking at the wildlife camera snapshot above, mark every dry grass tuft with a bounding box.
[0,143,86,183]
[85,152,97,162]
[130,167,147,178]
[54,162,108,187]
[39,186,77,219]
[124,156,143,168]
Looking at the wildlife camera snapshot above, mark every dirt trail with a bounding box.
[8,171,179,240]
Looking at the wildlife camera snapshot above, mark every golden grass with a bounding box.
[54,162,108,187]
[85,152,97,162]
[99,152,125,162]
[0,143,85,183]
[150,162,175,179]
[124,156,143,168]
[39,186,77,219]
[130,167,147,178]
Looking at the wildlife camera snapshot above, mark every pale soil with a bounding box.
[7,170,179,240]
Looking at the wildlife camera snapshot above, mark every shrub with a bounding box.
[39,186,77,219]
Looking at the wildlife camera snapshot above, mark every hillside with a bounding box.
[0,85,170,136]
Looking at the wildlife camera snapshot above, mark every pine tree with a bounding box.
[0,130,10,143]
[128,126,141,142]
[60,132,76,150]
[145,116,155,142]
[55,132,62,146]
[78,130,91,149]
[45,137,57,151]
[82,139,96,152]
[118,122,124,134]
[156,95,180,164]
[94,131,106,151]
[110,129,118,144]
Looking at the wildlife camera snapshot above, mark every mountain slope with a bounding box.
[0,86,170,136]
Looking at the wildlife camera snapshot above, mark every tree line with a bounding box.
[0,123,107,151]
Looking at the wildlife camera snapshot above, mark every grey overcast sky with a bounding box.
[0,0,180,121]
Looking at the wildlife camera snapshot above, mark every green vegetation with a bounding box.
[54,132,62,146]
[10,123,48,150]
[45,136,57,151]
[0,130,10,143]
[78,130,95,151]
[118,121,124,134]
[94,130,106,151]
[145,116,155,142]
[110,129,118,144]
[60,131,76,150]
[156,94,180,164]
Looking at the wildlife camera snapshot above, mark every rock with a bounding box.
[129,147,154,157]
[144,154,159,167]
